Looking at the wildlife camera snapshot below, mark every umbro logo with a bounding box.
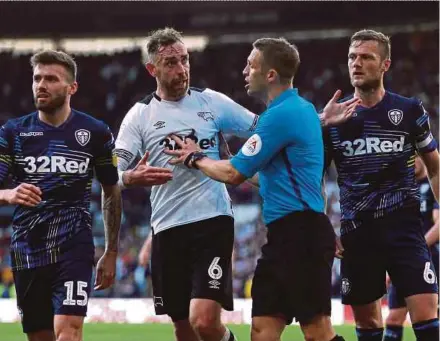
[209,280,221,290]
[154,121,166,130]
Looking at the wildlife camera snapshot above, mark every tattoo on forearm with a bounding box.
[102,187,122,252]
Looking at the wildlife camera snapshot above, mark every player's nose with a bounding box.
[36,80,48,91]
[243,65,249,76]
[175,61,186,75]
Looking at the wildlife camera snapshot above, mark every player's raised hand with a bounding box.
[2,183,42,207]
[94,250,117,291]
[124,151,173,187]
[164,134,201,165]
[320,90,361,127]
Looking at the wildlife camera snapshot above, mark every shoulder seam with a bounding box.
[138,93,155,105]
[189,87,206,93]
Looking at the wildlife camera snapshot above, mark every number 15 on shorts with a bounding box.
[63,281,88,306]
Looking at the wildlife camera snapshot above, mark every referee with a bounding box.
[165,37,346,341]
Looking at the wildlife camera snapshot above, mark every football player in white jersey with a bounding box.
[115,27,257,341]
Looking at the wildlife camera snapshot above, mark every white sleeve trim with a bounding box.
[416,133,433,149]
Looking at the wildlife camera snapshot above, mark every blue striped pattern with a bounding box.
[0,110,118,270]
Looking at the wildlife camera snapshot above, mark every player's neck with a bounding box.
[266,84,292,106]
[156,87,186,102]
[355,86,386,108]
[38,105,72,127]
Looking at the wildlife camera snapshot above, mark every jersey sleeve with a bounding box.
[94,123,119,185]
[230,109,291,178]
[0,121,13,184]
[115,104,143,170]
[411,98,438,154]
[206,89,258,138]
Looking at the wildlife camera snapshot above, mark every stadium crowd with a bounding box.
[0,29,438,298]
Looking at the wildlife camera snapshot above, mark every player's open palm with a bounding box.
[94,251,117,290]
[5,183,42,207]
[127,151,173,186]
[321,90,361,126]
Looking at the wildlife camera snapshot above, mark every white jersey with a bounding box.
[115,88,258,234]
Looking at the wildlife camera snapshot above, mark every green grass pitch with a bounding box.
[0,323,416,341]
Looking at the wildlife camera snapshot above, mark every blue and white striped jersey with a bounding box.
[324,91,437,222]
[0,110,118,270]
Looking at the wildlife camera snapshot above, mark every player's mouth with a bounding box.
[352,71,364,77]
[37,93,50,99]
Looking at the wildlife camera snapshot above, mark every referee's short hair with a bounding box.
[253,37,300,84]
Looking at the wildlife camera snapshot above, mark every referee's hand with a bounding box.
[335,237,344,259]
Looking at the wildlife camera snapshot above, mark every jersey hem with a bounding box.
[152,212,234,234]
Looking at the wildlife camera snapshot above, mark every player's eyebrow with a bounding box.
[164,54,188,61]
[33,74,60,81]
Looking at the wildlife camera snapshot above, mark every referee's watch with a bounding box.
[184,151,207,169]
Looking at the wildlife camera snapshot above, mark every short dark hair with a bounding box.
[350,29,391,60]
[253,37,300,84]
[30,50,77,82]
[146,27,184,63]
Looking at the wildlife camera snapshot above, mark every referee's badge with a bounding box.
[75,129,91,146]
[388,109,403,126]
[242,134,262,156]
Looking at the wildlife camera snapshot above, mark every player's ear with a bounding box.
[382,59,391,72]
[146,62,157,77]
[266,69,278,84]
[68,81,78,96]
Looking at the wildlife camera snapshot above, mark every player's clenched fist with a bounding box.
[0,183,42,207]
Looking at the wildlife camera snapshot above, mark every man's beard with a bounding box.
[34,93,66,114]
[353,77,381,92]
[165,78,189,98]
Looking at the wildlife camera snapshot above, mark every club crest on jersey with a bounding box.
[197,111,214,121]
[388,109,403,126]
[75,129,91,146]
